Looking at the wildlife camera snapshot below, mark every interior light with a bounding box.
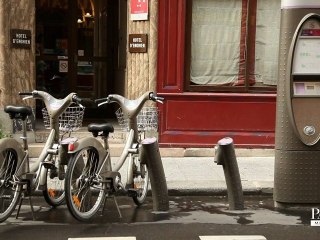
[85,12,92,18]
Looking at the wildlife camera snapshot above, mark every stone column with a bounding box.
[126,0,158,99]
[0,0,35,134]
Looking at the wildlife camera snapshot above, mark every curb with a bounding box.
[27,142,275,158]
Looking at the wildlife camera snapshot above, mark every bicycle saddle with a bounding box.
[4,105,33,120]
[88,123,114,137]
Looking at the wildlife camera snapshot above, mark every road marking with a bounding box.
[199,236,267,240]
[68,238,136,240]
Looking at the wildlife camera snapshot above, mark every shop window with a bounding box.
[185,0,280,93]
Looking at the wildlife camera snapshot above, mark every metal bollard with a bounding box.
[140,137,169,211]
[214,137,244,210]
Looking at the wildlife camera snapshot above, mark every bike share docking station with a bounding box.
[274,1,320,207]
[139,137,169,212]
[214,137,244,210]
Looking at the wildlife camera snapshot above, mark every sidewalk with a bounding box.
[113,155,274,196]
[28,143,275,196]
[161,156,274,196]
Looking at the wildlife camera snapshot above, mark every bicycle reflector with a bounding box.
[68,142,75,152]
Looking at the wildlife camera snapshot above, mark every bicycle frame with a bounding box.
[68,92,160,191]
[11,91,79,189]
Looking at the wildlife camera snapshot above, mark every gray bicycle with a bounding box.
[0,90,84,222]
[65,92,164,221]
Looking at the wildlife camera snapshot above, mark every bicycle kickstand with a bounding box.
[100,194,122,218]
[16,180,35,220]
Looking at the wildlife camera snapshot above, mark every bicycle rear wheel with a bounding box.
[43,166,65,207]
[65,147,105,221]
[132,158,149,206]
[0,148,22,222]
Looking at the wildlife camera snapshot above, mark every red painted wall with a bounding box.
[157,0,276,148]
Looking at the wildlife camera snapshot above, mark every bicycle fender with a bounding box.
[68,137,105,154]
[69,137,110,171]
[0,138,26,176]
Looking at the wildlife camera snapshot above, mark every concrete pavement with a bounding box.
[25,127,275,196]
[161,156,274,196]
[28,143,275,196]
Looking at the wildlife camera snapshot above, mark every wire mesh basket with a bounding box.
[42,106,85,132]
[115,107,159,132]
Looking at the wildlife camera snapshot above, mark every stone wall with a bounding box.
[126,0,158,99]
[0,0,35,133]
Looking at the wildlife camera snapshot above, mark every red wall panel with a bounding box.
[158,93,276,147]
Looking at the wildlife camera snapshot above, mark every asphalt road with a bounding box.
[0,195,319,240]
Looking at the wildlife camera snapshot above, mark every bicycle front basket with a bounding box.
[115,107,158,132]
[42,106,85,132]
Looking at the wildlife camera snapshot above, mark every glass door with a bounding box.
[75,0,109,99]
[36,0,119,119]
[36,0,70,98]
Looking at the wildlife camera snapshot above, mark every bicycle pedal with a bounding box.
[127,188,138,197]
[42,161,55,169]
[58,165,65,180]
[48,169,58,179]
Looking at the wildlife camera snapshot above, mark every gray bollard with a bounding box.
[140,137,169,211]
[214,137,244,210]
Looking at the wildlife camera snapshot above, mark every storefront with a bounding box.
[157,0,278,147]
[0,0,278,148]
[0,0,157,129]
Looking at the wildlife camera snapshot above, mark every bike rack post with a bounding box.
[214,137,244,210]
[140,137,169,211]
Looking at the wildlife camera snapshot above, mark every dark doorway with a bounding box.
[35,0,126,120]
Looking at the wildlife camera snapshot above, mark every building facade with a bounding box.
[0,0,280,148]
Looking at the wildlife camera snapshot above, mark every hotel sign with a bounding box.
[129,34,148,53]
[10,29,31,49]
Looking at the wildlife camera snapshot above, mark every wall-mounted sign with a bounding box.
[130,0,148,21]
[129,34,148,53]
[10,29,31,49]
[59,60,68,73]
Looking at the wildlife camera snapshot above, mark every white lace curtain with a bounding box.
[190,0,280,86]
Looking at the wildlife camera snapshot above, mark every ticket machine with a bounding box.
[287,14,320,146]
[274,1,320,207]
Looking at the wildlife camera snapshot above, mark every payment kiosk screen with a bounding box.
[292,38,320,75]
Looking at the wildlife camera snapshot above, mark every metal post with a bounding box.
[140,137,169,211]
[214,137,244,210]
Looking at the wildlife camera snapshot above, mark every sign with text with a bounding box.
[130,0,148,21]
[10,29,31,49]
[129,34,148,53]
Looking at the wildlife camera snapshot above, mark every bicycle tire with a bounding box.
[0,148,22,222]
[42,166,66,207]
[132,158,149,206]
[65,146,105,221]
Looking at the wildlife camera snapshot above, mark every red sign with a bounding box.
[131,0,148,21]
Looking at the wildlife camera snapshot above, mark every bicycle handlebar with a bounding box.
[94,97,110,106]
[18,92,33,96]
[95,92,164,107]
[149,92,164,104]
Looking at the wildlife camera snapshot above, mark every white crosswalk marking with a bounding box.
[199,236,267,240]
[68,238,136,240]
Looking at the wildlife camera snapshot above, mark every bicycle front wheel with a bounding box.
[43,166,66,207]
[65,147,105,221]
[132,158,149,206]
[0,148,22,222]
